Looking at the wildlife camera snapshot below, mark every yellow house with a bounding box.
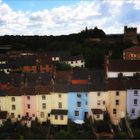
[35,86,51,123]
[89,90,109,120]
[50,84,68,125]
[5,88,23,122]
[107,79,126,125]
[0,90,7,111]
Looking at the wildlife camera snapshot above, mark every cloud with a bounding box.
[0,0,140,35]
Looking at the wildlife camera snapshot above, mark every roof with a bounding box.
[11,56,37,67]
[47,51,70,57]
[123,46,140,53]
[35,86,50,95]
[125,79,140,89]
[50,109,68,115]
[91,109,103,114]
[6,87,21,96]
[20,87,35,95]
[50,83,69,93]
[72,69,91,80]
[61,55,84,62]
[106,79,125,90]
[55,70,72,83]
[0,111,7,119]
[69,84,91,92]
[108,59,140,72]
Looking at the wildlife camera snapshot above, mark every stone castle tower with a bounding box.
[124,26,138,44]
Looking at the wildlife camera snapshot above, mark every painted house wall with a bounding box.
[0,97,7,111]
[36,94,51,122]
[107,90,126,125]
[51,93,68,110]
[68,92,88,121]
[88,91,109,117]
[127,89,140,119]
[50,115,68,125]
[22,95,37,117]
[6,96,22,119]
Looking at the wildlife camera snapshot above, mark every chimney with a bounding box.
[104,55,109,79]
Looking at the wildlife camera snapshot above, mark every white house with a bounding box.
[104,56,140,79]
[61,55,85,68]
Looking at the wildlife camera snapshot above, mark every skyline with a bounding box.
[0,0,140,35]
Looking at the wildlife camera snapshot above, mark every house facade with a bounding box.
[50,84,68,125]
[68,85,89,122]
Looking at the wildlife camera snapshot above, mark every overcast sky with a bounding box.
[0,0,140,35]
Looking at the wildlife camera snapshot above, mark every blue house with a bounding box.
[68,84,90,121]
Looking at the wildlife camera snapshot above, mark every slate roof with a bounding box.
[55,70,72,83]
[69,84,91,92]
[106,78,125,90]
[123,45,140,53]
[91,109,103,114]
[50,83,69,93]
[47,51,70,57]
[0,111,7,119]
[50,109,68,115]
[108,59,140,72]
[35,86,50,95]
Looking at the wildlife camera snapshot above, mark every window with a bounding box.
[27,104,30,109]
[77,93,81,98]
[85,94,87,97]
[60,115,63,120]
[134,99,138,105]
[113,109,117,114]
[42,95,46,100]
[11,113,15,118]
[77,101,81,107]
[12,105,16,110]
[55,115,58,120]
[11,97,15,102]
[85,101,88,105]
[116,91,119,96]
[27,96,30,100]
[134,90,138,96]
[75,111,79,116]
[58,94,62,98]
[132,109,135,114]
[116,100,119,105]
[96,115,100,118]
[97,92,100,96]
[71,61,73,64]
[40,112,44,118]
[18,115,21,118]
[42,103,46,109]
[97,100,100,105]
[59,102,62,109]
[103,101,105,105]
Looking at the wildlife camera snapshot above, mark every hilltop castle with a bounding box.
[124,26,138,44]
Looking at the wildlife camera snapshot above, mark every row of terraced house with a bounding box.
[0,46,140,127]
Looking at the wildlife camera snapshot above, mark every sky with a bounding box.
[0,0,140,35]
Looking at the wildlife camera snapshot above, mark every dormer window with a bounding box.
[77,93,81,98]
[134,90,138,96]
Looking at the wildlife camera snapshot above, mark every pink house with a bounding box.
[21,87,37,119]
